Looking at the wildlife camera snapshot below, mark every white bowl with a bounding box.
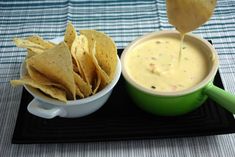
[21,37,121,119]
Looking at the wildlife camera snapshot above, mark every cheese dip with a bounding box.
[125,36,210,92]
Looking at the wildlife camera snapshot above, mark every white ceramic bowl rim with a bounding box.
[21,37,122,106]
[121,30,219,97]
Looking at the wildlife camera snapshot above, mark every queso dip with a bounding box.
[125,36,210,92]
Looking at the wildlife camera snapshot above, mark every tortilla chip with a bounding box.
[80,30,117,81]
[14,38,45,56]
[65,22,86,80]
[73,35,97,87]
[13,38,45,50]
[92,69,102,94]
[27,48,45,57]
[64,22,77,50]
[26,62,51,84]
[72,61,80,73]
[166,0,217,33]
[71,35,85,79]
[26,49,37,58]
[26,62,70,94]
[73,72,92,97]
[10,75,67,102]
[27,35,55,49]
[26,42,76,100]
[90,42,110,88]
[75,86,84,98]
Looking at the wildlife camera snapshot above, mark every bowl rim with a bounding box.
[21,37,122,106]
[121,30,219,97]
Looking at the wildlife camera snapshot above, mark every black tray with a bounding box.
[12,49,235,144]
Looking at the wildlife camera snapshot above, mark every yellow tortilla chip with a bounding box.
[14,38,45,56]
[166,0,217,33]
[71,35,86,79]
[90,42,110,88]
[10,75,67,102]
[26,62,70,94]
[92,69,102,94]
[80,30,117,81]
[26,42,76,100]
[26,49,37,58]
[64,22,77,50]
[73,72,92,97]
[26,48,45,57]
[72,61,80,73]
[73,35,97,87]
[13,38,45,50]
[65,22,86,80]
[26,62,51,84]
[75,86,84,98]
[27,35,55,49]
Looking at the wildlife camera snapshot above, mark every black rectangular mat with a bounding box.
[12,49,235,144]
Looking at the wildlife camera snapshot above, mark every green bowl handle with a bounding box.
[204,83,235,113]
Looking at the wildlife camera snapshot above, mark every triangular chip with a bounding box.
[166,0,217,33]
[14,38,45,56]
[92,69,102,94]
[80,30,117,81]
[90,42,110,88]
[27,35,55,49]
[73,72,92,97]
[26,62,70,95]
[72,60,81,73]
[75,86,84,98]
[26,49,38,58]
[26,62,52,84]
[10,75,67,102]
[13,38,45,50]
[73,35,97,87]
[64,22,77,50]
[65,22,86,79]
[26,42,76,100]
[71,35,85,79]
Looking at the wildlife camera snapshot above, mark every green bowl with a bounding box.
[126,82,207,116]
[121,30,235,116]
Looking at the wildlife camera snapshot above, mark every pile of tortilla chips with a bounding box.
[11,22,117,102]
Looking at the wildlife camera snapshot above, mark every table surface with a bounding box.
[1,0,235,156]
